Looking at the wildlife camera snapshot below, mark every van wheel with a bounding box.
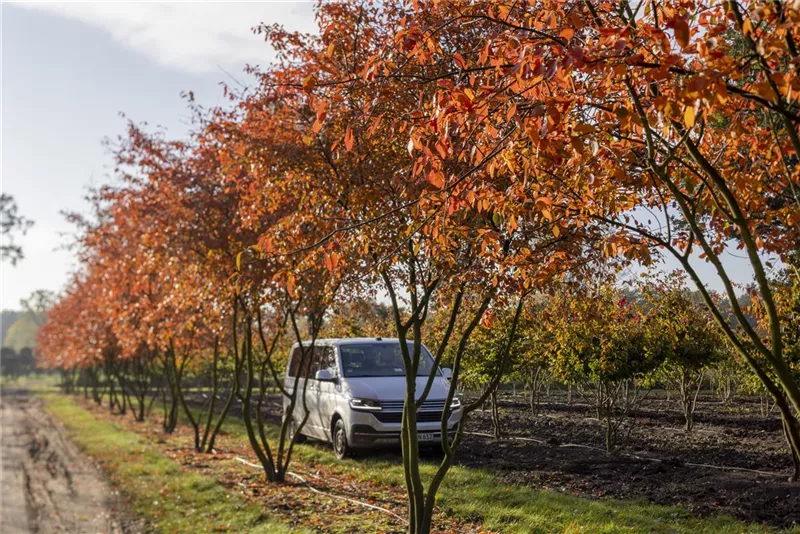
[332,419,351,459]
[288,418,306,444]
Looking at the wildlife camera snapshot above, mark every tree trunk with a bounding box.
[162,355,180,434]
[170,346,200,451]
[200,342,220,451]
[684,406,693,432]
[782,417,800,482]
[491,389,501,439]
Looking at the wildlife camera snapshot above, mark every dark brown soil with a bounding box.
[458,392,800,529]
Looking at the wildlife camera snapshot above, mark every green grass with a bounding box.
[42,392,796,534]
[40,393,307,534]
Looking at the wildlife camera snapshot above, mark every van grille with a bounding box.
[380,399,446,412]
[374,410,444,423]
[372,399,447,424]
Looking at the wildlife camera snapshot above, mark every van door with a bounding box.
[286,344,320,439]
[314,345,340,441]
[284,345,302,432]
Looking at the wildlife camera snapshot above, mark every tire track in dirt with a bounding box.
[1,388,141,534]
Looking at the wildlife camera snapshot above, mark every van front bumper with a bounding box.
[345,404,462,448]
[349,424,458,447]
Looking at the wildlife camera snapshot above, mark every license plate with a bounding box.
[419,433,437,442]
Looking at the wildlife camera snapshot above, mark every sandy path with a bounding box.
[0,388,139,534]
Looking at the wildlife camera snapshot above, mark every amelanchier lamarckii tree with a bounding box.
[388,0,800,481]
[37,271,109,397]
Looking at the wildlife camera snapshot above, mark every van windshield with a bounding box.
[340,342,437,378]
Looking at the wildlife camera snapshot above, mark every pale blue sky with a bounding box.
[0,1,761,311]
[1,1,315,309]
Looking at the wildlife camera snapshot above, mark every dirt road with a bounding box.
[0,388,138,534]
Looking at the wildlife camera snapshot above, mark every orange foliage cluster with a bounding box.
[36,2,608,371]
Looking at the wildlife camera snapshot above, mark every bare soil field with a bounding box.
[461,392,800,529]
[0,388,141,534]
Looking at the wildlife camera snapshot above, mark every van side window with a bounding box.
[288,345,336,378]
[287,347,303,377]
[288,346,316,378]
[318,346,338,378]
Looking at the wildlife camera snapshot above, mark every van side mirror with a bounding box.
[315,369,335,381]
[440,367,453,379]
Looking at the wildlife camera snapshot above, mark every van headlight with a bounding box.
[349,398,382,411]
[450,397,461,409]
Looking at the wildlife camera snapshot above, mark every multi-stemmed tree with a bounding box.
[391,0,800,480]
[640,274,726,431]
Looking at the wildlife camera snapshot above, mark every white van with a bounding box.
[282,337,462,458]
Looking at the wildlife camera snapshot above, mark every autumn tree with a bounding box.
[439,300,555,436]
[640,274,726,431]
[546,284,656,452]
[513,298,559,416]
[750,251,800,474]
[37,270,116,400]
[391,0,800,479]
[229,4,610,530]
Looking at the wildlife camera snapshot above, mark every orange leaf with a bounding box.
[302,74,317,91]
[674,17,690,49]
[427,170,445,189]
[324,252,339,274]
[684,105,696,128]
[506,103,518,121]
[742,18,754,37]
[344,127,354,152]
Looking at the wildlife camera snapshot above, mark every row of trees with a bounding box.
[38,2,800,532]
[456,274,728,449]
[1,347,36,379]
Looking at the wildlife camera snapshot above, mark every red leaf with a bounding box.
[427,169,445,189]
[673,17,690,49]
[344,127,354,152]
